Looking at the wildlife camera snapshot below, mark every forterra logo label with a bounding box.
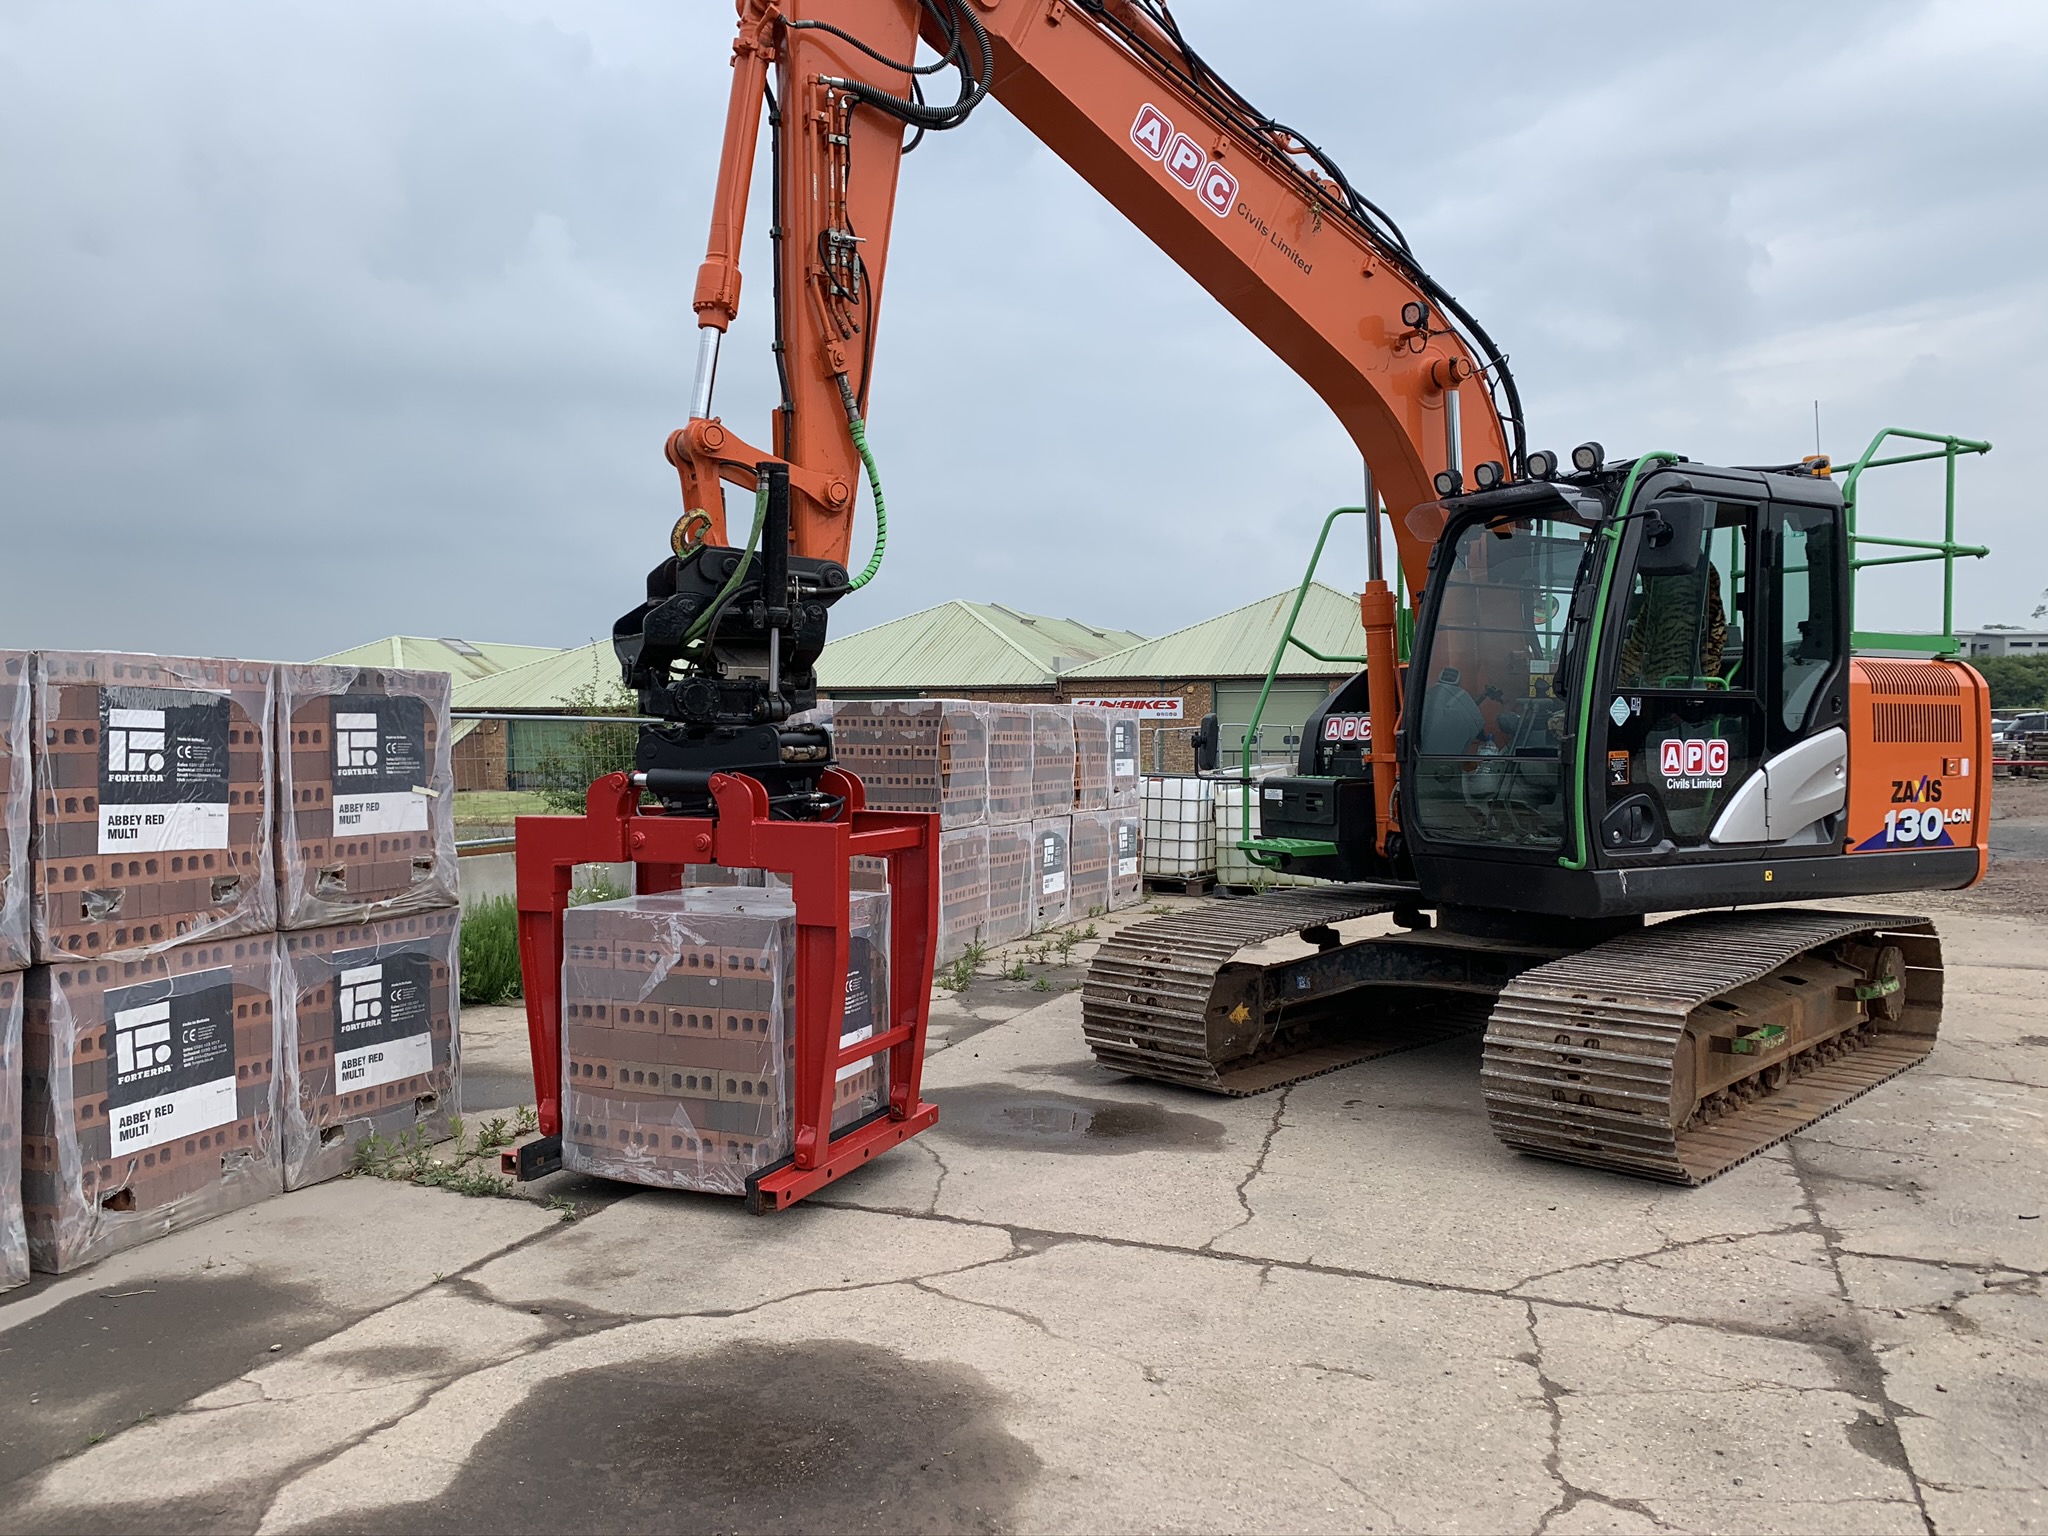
[1130,103,1237,217]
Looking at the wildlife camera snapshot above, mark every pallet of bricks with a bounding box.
[2,654,30,1287]
[558,886,889,1194]
[9,651,460,1276]
[831,699,1141,967]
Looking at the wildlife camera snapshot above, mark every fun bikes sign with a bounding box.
[1658,736,1729,791]
[1129,103,1238,217]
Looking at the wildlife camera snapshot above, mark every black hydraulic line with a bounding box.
[765,81,794,459]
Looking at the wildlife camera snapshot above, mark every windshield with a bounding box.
[1409,512,1590,849]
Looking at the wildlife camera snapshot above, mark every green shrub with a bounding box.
[461,895,523,1005]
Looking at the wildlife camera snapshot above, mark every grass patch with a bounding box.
[353,1118,576,1221]
[461,895,522,1004]
[936,939,989,993]
[452,790,554,825]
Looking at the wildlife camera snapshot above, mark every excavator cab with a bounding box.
[1398,458,1989,918]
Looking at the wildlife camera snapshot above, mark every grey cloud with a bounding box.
[1,0,2041,661]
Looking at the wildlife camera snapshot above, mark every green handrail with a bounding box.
[1838,427,1991,656]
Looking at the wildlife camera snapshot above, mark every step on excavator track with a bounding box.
[1481,909,1941,1184]
[1082,886,1477,1095]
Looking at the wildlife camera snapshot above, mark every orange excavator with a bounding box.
[586,0,1992,1188]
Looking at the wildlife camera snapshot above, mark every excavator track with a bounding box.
[1480,909,1942,1184]
[1082,886,1475,1094]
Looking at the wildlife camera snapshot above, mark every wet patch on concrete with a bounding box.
[303,1339,1040,1535]
[316,1342,459,1380]
[10,1476,281,1535]
[1017,1059,1125,1088]
[931,1085,1224,1154]
[1843,1408,1913,1473]
[0,1273,337,1490]
[2017,1035,2048,1049]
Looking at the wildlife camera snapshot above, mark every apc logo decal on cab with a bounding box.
[1130,103,1237,217]
[1658,737,1728,790]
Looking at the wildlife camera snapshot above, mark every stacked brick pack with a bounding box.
[30,652,276,960]
[277,908,459,1190]
[276,665,458,928]
[20,934,281,1273]
[1030,816,1072,930]
[0,973,25,1288]
[0,654,28,1288]
[984,822,1034,945]
[559,888,888,1196]
[985,707,1034,825]
[829,700,988,827]
[938,827,990,962]
[1,652,29,972]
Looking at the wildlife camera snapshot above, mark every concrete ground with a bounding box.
[3,889,2045,1532]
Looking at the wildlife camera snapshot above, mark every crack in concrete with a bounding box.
[1508,1221,1815,1294]
[1786,1139,1938,1536]
[1523,1302,1681,1536]
[920,1136,951,1219]
[1201,1084,1293,1253]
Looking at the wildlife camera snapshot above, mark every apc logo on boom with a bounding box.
[1130,103,1238,218]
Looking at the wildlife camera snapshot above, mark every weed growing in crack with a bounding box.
[352,1125,580,1219]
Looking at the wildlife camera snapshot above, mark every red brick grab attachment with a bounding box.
[509,769,940,1212]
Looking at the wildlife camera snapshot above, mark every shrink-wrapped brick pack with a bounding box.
[277,908,460,1189]
[938,825,989,963]
[1068,809,1112,920]
[276,665,457,928]
[0,652,28,972]
[31,652,275,960]
[1029,709,1076,818]
[984,822,1034,945]
[830,699,987,828]
[1109,809,1144,909]
[1072,706,1112,813]
[21,934,281,1272]
[1031,815,1072,930]
[985,706,1034,824]
[560,887,889,1195]
[1108,716,1142,806]
[0,973,26,1289]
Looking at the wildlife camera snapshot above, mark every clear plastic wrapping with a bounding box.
[1072,706,1112,813]
[559,886,890,1195]
[21,933,282,1273]
[829,699,988,828]
[1109,810,1144,910]
[277,908,460,1190]
[1068,809,1112,920]
[1109,716,1142,806]
[1142,776,1217,877]
[938,826,990,963]
[1031,815,1072,931]
[984,705,1034,824]
[1029,709,1077,818]
[31,652,276,961]
[983,822,1035,945]
[276,664,457,929]
[0,652,28,972]
[0,972,27,1289]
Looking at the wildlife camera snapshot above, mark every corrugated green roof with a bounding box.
[315,635,561,683]
[1064,584,1364,680]
[816,601,1145,692]
[451,641,622,712]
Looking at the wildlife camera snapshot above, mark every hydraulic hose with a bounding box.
[683,478,769,649]
[836,373,888,592]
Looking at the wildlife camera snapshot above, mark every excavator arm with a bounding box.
[676,0,1518,604]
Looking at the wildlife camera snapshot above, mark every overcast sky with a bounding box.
[3,1,2043,661]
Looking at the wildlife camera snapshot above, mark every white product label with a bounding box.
[107,972,239,1152]
[337,1031,436,1092]
[333,792,430,835]
[1114,758,1137,777]
[1117,856,1139,877]
[97,689,234,853]
[333,953,438,1090]
[99,802,230,852]
[1042,871,1067,896]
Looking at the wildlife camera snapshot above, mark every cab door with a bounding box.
[1594,493,1768,858]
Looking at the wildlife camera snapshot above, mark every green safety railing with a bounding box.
[1234,504,1401,865]
[1839,427,1991,657]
